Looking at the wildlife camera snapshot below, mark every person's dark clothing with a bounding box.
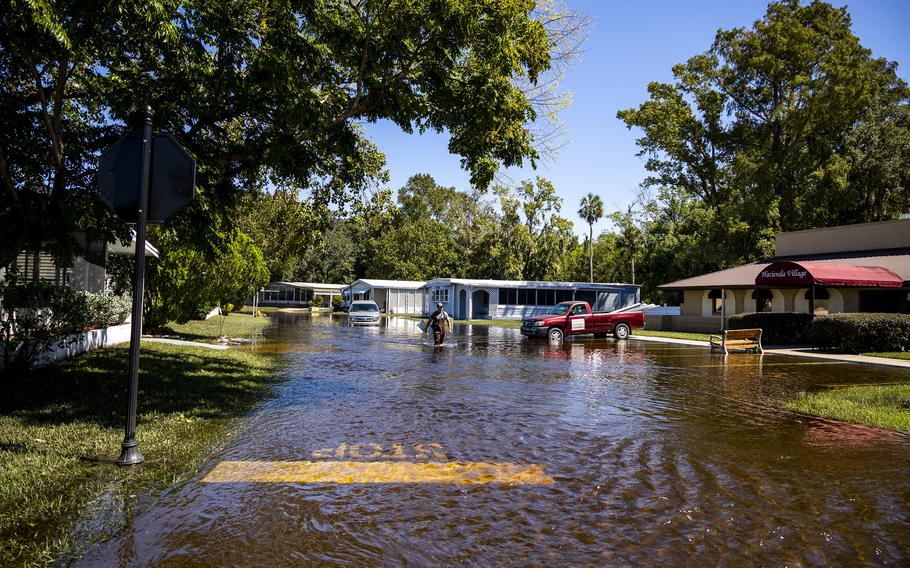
[427,309,450,345]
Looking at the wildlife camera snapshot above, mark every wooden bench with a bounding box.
[710,328,763,354]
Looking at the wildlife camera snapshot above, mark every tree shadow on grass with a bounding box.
[0,343,278,428]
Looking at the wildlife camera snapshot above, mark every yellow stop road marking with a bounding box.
[202,460,554,485]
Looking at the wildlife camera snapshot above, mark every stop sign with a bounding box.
[98,132,195,223]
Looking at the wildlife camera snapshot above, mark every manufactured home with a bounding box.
[255,282,346,308]
[424,278,640,321]
[343,279,427,314]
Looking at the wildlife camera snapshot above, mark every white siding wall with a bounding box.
[387,288,426,314]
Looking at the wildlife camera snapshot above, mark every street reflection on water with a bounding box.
[78,312,910,566]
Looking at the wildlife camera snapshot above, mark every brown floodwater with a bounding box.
[76,313,910,566]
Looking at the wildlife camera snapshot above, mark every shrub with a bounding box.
[310,295,325,308]
[1,274,133,371]
[80,291,132,329]
[727,312,815,344]
[811,313,910,353]
[331,295,344,312]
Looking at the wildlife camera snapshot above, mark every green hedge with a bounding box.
[727,312,814,344]
[811,313,910,353]
[2,275,133,370]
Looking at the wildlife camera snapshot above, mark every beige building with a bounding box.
[654,219,910,332]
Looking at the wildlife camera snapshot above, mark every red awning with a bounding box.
[755,261,904,288]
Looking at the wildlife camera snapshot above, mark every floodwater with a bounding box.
[77,313,910,566]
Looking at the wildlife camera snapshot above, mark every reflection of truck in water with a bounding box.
[520,301,645,342]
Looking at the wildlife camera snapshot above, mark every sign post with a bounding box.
[117,107,153,466]
[97,106,196,466]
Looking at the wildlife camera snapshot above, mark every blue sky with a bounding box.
[363,0,910,237]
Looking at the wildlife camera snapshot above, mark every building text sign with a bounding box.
[755,262,814,286]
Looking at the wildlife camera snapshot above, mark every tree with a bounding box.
[577,193,603,282]
[494,177,576,280]
[608,205,643,285]
[1,0,573,276]
[235,188,320,282]
[519,0,594,159]
[145,229,269,326]
[366,218,458,280]
[299,221,356,284]
[618,0,910,296]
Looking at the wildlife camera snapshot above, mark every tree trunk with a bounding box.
[588,223,594,283]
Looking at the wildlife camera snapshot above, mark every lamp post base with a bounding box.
[116,440,144,466]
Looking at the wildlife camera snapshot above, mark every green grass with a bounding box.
[398,316,522,329]
[160,312,271,342]
[0,341,278,566]
[786,384,910,433]
[635,329,713,342]
[238,305,286,314]
[452,318,522,328]
[862,352,910,361]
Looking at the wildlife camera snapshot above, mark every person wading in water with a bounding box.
[425,302,453,346]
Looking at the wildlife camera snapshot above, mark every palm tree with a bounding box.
[578,193,604,283]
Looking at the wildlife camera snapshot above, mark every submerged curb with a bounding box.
[629,334,910,370]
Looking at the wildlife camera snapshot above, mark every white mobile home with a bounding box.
[343,279,427,314]
[424,278,640,320]
[256,282,346,307]
[6,230,159,293]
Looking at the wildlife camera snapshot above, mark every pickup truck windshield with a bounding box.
[350,304,378,312]
[550,303,571,315]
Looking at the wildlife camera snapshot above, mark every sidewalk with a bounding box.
[630,335,708,347]
[766,347,910,370]
[141,337,228,350]
[630,334,910,370]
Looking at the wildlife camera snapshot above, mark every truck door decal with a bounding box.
[570,317,585,331]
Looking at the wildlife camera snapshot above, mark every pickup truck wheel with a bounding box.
[613,323,631,340]
[548,327,564,343]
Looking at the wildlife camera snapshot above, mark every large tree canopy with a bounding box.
[617,0,910,299]
[1,0,567,272]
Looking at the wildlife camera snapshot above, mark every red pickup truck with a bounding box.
[519,301,645,342]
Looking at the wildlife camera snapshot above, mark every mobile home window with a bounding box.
[498,288,517,305]
[517,289,529,305]
[431,289,449,303]
[539,289,555,306]
[555,290,572,303]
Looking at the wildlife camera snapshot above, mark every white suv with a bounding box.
[347,300,381,326]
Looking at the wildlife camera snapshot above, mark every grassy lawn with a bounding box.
[786,384,910,433]
[453,318,522,328]
[237,305,286,314]
[398,316,522,329]
[160,312,271,342]
[862,352,910,361]
[635,329,713,342]
[0,341,279,566]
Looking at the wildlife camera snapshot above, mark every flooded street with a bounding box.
[79,313,910,566]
